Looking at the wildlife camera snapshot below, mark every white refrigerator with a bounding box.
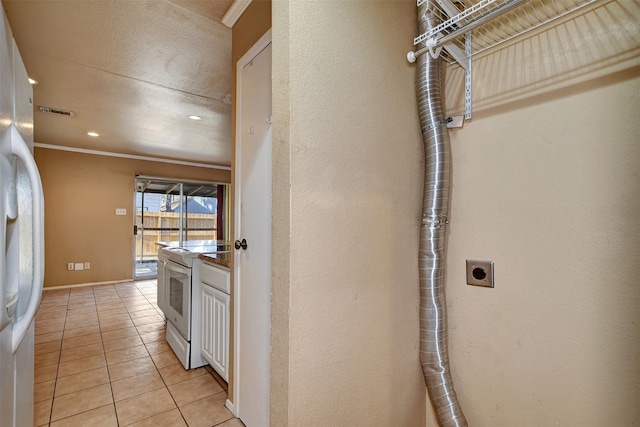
[0,6,45,427]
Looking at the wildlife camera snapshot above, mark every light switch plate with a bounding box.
[115,208,126,215]
[466,260,494,288]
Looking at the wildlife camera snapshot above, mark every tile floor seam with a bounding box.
[112,284,165,426]
[140,314,188,425]
[47,403,115,426]
[101,287,122,427]
[49,402,116,426]
[45,293,67,427]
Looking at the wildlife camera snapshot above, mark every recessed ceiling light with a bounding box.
[28,78,38,85]
[87,132,99,137]
[188,115,202,121]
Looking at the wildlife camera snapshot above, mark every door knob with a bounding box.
[234,239,248,250]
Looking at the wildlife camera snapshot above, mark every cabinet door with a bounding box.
[201,284,215,365]
[201,284,229,381]
[157,259,166,314]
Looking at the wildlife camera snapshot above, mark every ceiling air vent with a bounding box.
[38,106,75,117]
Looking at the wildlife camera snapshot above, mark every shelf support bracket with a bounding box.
[465,31,473,120]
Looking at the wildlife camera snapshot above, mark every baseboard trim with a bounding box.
[225,399,236,416]
[43,279,134,290]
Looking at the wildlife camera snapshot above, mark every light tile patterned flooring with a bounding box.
[33,280,244,427]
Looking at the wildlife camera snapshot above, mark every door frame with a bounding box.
[230,28,272,419]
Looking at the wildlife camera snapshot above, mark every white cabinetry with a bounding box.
[156,249,166,314]
[201,283,229,381]
[200,261,230,381]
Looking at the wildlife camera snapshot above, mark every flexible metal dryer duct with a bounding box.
[415,2,467,426]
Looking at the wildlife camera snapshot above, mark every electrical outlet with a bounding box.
[466,260,494,288]
[84,262,91,270]
[67,263,74,271]
[74,263,84,271]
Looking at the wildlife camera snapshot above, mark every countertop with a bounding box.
[157,240,232,267]
[199,252,231,269]
[156,240,231,254]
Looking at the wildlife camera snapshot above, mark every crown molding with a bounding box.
[222,0,252,28]
[34,143,231,171]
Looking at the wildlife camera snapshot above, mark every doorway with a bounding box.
[133,177,229,279]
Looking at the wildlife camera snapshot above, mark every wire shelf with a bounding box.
[414,0,598,62]
[411,0,600,119]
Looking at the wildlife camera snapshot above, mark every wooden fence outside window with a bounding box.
[135,211,217,262]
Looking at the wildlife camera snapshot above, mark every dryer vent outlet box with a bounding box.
[466,260,494,288]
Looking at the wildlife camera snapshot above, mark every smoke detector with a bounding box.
[38,106,75,117]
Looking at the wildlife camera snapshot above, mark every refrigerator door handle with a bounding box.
[10,125,44,353]
[0,155,15,331]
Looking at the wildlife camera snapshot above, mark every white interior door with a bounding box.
[233,31,272,427]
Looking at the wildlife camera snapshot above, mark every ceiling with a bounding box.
[2,0,234,167]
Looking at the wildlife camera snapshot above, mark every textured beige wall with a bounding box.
[271,0,289,424]
[443,74,640,426]
[438,2,640,425]
[272,1,427,425]
[35,148,230,288]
